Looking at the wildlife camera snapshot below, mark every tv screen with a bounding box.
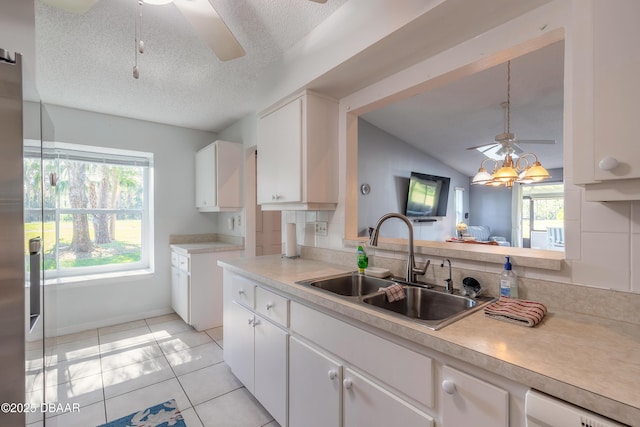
[405,172,450,217]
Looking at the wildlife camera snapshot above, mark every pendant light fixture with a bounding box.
[133,0,144,79]
[471,60,551,188]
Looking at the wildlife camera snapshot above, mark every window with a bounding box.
[454,187,465,225]
[520,183,564,250]
[24,142,153,279]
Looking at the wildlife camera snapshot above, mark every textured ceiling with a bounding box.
[35,0,349,131]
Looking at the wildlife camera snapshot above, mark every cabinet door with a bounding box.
[171,267,190,324]
[441,365,508,427]
[593,0,640,180]
[257,97,302,204]
[195,143,216,208]
[343,368,433,427]
[289,337,341,427]
[254,317,288,427]
[225,301,255,393]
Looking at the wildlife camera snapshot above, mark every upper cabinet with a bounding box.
[257,89,338,210]
[195,140,243,211]
[572,0,640,201]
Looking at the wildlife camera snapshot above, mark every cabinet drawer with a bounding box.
[230,274,256,309]
[256,287,289,328]
[291,302,434,408]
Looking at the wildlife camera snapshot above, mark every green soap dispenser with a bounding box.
[357,245,368,274]
[499,256,518,298]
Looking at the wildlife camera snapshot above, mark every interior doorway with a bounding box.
[245,147,281,257]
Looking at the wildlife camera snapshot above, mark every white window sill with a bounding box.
[42,269,154,289]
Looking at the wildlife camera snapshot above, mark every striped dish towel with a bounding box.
[380,284,405,302]
[484,296,547,327]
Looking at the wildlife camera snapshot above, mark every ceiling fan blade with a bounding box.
[174,0,246,61]
[515,139,556,145]
[510,143,524,155]
[466,143,496,151]
[41,0,98,14]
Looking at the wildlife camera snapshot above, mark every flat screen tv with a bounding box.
[404,171,450,218]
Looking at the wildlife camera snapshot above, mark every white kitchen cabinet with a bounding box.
[289,337,341,427]
[223,272,289,427]
[289,336,432,427]
[254,315,288,426]
[572,0,640,200]
[195,140,243,211]
[257,89,338,210]
[343,368,433,427]
[170,247,241,331]
[441,365,509,427]
[225,301,256,392]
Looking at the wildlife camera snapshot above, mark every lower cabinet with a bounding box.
[289,337,341,427]
[289,336,434,427]
[441,365,508,427]
[223,273,289,427]
[343,368,433,427]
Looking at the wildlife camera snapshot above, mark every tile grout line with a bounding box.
[147,317,207,427]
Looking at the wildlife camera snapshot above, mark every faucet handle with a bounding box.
[413,259,430,276]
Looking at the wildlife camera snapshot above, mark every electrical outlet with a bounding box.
[315,221,328,236]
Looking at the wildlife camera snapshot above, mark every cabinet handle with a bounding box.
[247,318,254,326]
[253,318,260,327]
[266,302,273,310]
[343,378,353,390]
[441,379,456,395]
[327,370,338,380]
[238,289,245,295]
[598,156,619,171]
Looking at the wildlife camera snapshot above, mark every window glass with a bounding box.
[24,142,153,279]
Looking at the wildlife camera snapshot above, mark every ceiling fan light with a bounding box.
[493,165,519,182]
[523,161,551,181]
[471,168,494,185]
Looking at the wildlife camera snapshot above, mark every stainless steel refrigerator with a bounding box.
[0,49,44,427]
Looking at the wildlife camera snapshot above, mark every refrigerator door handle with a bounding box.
[29,237,42,332]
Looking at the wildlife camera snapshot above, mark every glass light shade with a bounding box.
[471,168,494,185]
[523,161,551,181]
[517,169,534,184]
[492,165,519,182]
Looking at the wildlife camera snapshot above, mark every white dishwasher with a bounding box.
[525,390,627,427]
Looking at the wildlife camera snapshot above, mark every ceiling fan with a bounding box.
[466,60,555,158]
[41,0,328,62]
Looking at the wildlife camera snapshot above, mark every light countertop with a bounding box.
[171,242,244,255]
[218,255,640,426]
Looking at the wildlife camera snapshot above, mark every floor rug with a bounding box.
[98,399,186,427]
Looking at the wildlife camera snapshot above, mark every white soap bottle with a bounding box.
[499,256,518,298]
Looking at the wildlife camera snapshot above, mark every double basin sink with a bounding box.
[296,272,494,330]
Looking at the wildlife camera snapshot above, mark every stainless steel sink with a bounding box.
[297,272,392,297]
[296,272,494,330]
[362,285,493,329]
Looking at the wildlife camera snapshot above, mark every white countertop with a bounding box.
[171,242,244,255]
[218,255,640,426]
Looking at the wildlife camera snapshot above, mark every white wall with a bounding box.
[358,119,469,241]
[37,104,218,335]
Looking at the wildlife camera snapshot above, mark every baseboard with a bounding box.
[44,307,175,338]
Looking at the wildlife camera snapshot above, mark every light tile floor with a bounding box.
[26,313,279,427]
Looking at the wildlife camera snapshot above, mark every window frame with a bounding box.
[25,141,154,281]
